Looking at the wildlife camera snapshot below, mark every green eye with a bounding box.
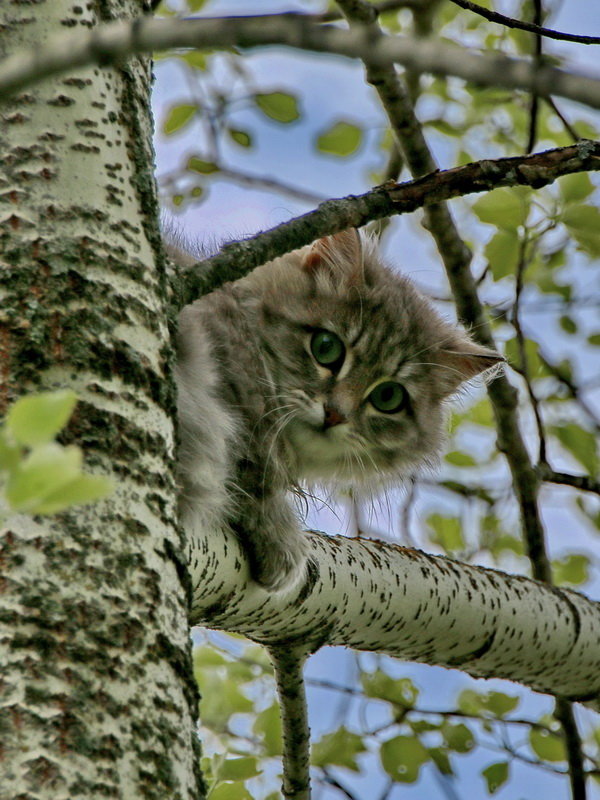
[310,330,345,369]
[368,381,408,414]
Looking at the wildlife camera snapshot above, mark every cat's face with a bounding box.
[242,230,502,487]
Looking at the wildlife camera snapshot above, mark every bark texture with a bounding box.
[191,528,600,709]
[0,2,201,798]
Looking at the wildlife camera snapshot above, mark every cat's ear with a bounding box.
[301,229,363,282]
[437,336,504,396]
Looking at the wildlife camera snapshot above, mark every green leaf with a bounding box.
[187,157,219,174]
[316,121,363,157]
[361,671,418,708]
[0,431,21,471]
[587,334,600,346]
[559,315,577,334]
[561,205,600,256]
[193,645,228,669]
[489,533,524,558]
[198,674,252,729]
[445,451,477,467]
[482,761,509,794]
[427,746,452,775]
[458,689,519,718]
[218,757,261,782]
[187,0,208,11]
[253,702,282,757]
[441,722,474,753]
[426,513,464,551]
[468,399,494,428]
[311,727,366,771]
[552,423,599,475]
[559,173,595,204]
[5,443,81,512]
[484,229,520,280]
[210,783,252,800]
[472,188,529,230]
[6,390,77,447]
[552,554,589,586]
[380,735,429,783]
[31,473,112,514]
[529,728,566,762]
[504,337,543,377]
[484,692,520,717]
[163,104,198,135]
[254,92,299,123]
[227,128,253,148]
[181,51,208,70]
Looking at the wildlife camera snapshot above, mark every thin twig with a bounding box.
[158,162,326,206]
[554,697,588,800]
[544,96,581,143]
[446,0,600,44]
[526,0,543,154]
[511,236,547,463]
[537,465,600,496]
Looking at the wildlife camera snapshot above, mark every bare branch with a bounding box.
[2,15,600,109]
[538,466,600,496]
[174,142,600,307]
[447,0,600,45]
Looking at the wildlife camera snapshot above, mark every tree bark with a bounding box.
[0,2,202,798]
[191,528,600,709]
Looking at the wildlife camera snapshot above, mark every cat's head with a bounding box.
[243,229,503,487]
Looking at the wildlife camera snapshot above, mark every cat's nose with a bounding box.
[323,404,347,429]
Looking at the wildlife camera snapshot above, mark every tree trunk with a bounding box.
[0,2,202,798]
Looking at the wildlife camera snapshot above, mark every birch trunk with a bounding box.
[0,2,201,798]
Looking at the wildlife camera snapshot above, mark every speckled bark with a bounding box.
[0,2,202,799]
[191,528,600,710]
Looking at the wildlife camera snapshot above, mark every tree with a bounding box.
[1,1,599,799]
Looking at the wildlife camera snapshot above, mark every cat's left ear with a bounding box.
[437,337,505,396]
[301,229,363,282]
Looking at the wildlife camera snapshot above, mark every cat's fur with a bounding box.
[175,229,502,594]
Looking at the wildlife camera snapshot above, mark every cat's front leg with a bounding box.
[232,490,311,592]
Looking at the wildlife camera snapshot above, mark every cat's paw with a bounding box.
[246,533,311,592]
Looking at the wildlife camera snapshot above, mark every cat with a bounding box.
[174,228,503,596]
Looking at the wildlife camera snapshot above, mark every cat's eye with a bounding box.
[310,330,345,370]
[368,381,408,414]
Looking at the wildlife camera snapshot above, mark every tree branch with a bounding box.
[190,527,600,709]
[2,14,600,109]
[538,466,600,496]
[268,645,312,800]
[447,0,600,45]
[173,142,600,306]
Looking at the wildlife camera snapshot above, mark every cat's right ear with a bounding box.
[301,229,363,282]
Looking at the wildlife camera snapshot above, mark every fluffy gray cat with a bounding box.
[175,229,502,596]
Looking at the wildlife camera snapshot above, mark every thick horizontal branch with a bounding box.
[2,14,600,109]
[190,526,600,708]
[175,141,600,307]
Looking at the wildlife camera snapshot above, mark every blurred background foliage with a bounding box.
[152,0,599,797]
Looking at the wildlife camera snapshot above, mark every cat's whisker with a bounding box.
[261,407,299,487]
[407,317,500,362]
[409,361,471,380]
